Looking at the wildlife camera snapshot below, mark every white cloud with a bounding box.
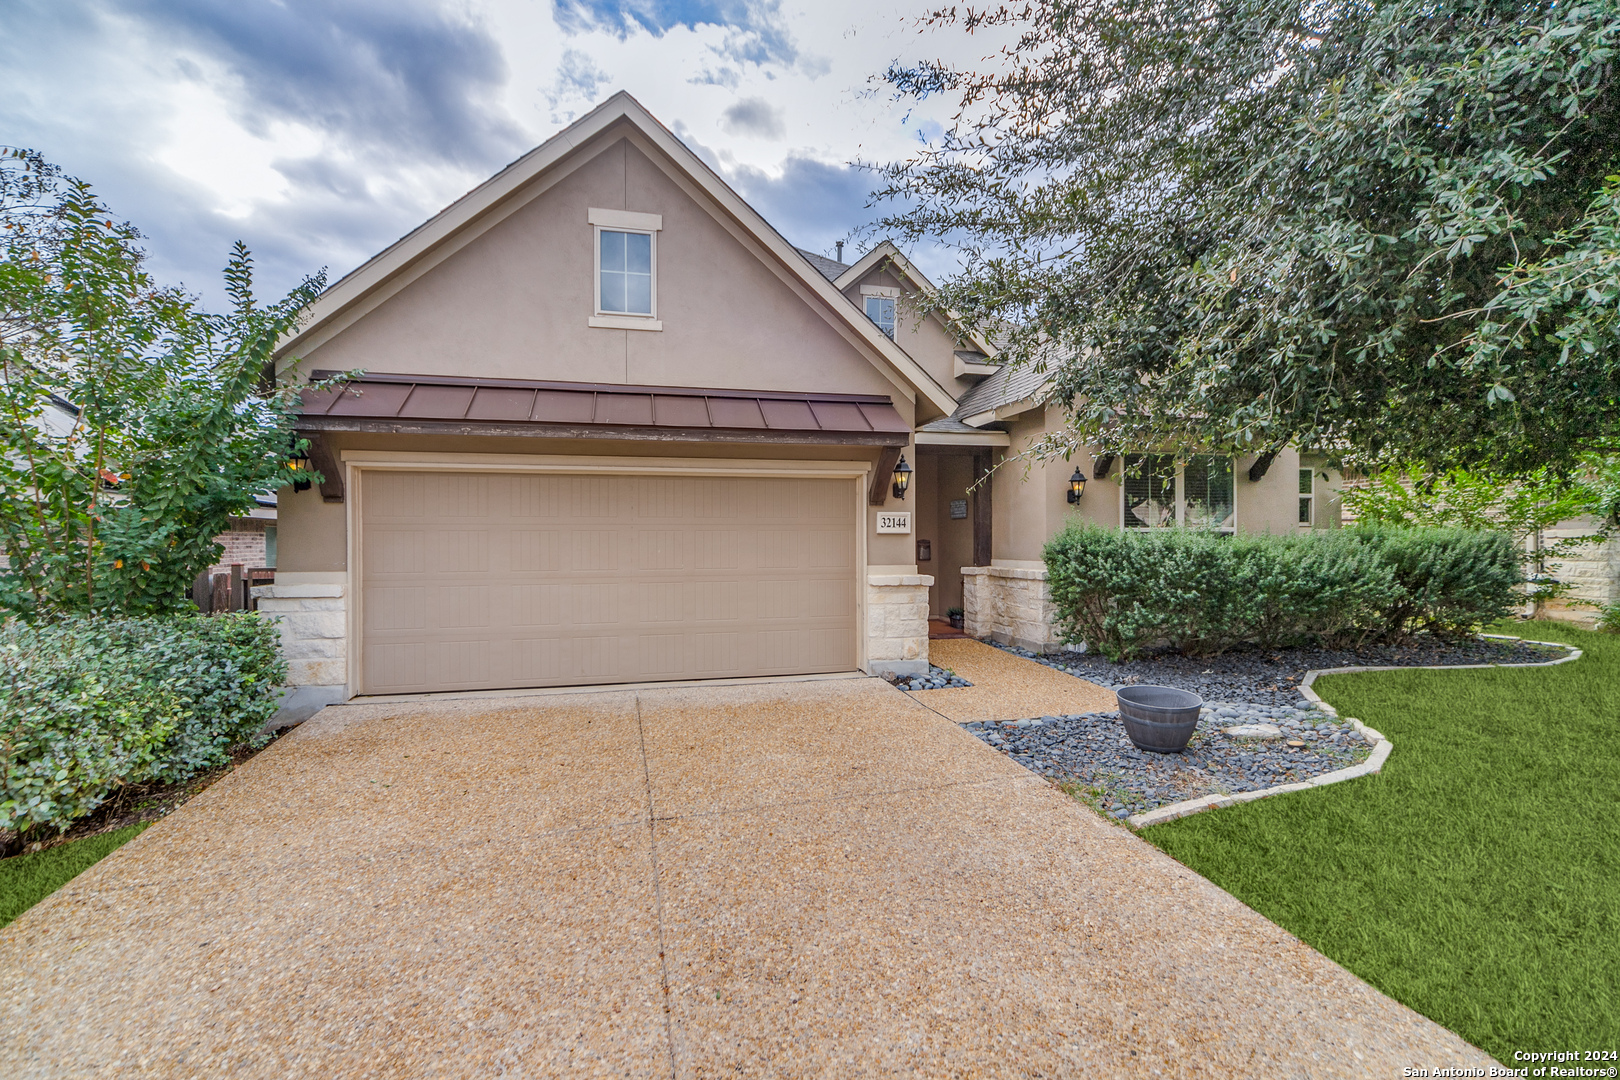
[0,0,1016,302]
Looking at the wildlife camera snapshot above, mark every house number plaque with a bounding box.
[876,512,912,534]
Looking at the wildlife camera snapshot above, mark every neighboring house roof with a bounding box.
[298,371,911,446]
[274,92,959,420]
[795,247,850,282]
[832,241,1000,360]
[951,358,1054,425]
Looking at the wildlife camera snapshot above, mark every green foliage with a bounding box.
[1354,525,1524,637]
[1,822,148,929]
[0,613,284,834]
[0,148,328,617]
[1143,620,1620,1060]
[1345,460,1616,600]
[1593,601,1620,634]
[874,0,1620,476]
[1043,524,1520,659]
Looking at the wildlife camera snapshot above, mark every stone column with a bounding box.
[251,581,347,724]
[959,565,1064,653]
[865,572,934,678]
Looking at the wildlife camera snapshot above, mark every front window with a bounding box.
[1122,454,1234,532]
[864,295,896,338]
[598,229,653,315]
[1298,468,1314,525]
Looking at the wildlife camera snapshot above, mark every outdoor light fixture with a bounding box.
[891,454,913,500]
[1067,467,1086,504]
[287,443,313,493]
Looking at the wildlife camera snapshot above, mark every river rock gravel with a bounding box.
[965,707,1373,819]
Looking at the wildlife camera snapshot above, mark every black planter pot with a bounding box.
[1115,685,1204,753]
[948,614,964,629]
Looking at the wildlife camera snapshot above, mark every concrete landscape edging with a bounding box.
[1125,635,1580,829]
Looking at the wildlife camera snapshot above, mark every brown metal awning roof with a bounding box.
[297,371,912,447]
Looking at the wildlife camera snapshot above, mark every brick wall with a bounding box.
[210,517,271,576]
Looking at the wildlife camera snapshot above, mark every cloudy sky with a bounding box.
[0,0,1010,306]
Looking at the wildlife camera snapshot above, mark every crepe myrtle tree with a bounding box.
[0,149,331,618]
[869,0,1620,477]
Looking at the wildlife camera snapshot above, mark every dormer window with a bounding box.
[588,208,663,330]
[860,285,900,338]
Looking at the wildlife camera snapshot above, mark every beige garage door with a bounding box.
[358,470,858,695]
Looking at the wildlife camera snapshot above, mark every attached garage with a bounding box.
[356,468,860,694]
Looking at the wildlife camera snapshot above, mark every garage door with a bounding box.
[358,470,858,694]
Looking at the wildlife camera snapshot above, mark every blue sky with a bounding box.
[0,0,996,306]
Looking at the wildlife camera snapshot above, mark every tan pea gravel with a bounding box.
[912,637,1118,721]
[0,677,1495,1077]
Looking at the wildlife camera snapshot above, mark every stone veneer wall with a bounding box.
[866,573,933,678]
[962,566,1064,654]
[251,580,347,724]
[1542,529,1619,624]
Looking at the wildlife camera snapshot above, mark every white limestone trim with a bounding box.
[1126,634,1580,830]
[588,207,663,231]
[587,314,663,331]
[868,574,934,587]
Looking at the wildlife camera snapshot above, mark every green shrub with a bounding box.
[1043,523,1520,659]
[0,613,284,835]
[1351,526,1523,638]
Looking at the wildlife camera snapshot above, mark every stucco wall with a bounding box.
[299,132,907,406]
[986,405,1342,564]
[842,263,980,400]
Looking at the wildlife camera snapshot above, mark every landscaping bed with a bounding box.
[890,664,973,690]
[965,706,1373,818]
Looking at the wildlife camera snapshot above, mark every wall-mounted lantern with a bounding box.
[287,442,313,492]
[1067,467,1086,504]
[891,454,913,500]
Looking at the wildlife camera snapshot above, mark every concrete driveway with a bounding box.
[0,676,1492,1077]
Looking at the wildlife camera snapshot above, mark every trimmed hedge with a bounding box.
[1044,525,1521,660]
[1,614,285,835]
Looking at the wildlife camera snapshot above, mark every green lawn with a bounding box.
[1143,621,1619,1061]
[0,823,148,930]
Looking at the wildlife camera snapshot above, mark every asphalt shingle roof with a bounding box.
[795,247,851,281]
[951,358,1054,419]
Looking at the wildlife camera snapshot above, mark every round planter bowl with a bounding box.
[1115,685,1204,754]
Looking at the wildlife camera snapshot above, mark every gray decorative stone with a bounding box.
[1222,723,1283,740]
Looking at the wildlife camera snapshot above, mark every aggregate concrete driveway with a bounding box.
[0,676,1494,1077]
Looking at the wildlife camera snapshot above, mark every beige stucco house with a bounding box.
[262,93,1341,717]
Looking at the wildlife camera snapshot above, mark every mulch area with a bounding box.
[0,732,287,861]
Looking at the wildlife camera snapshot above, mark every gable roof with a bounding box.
[833,241,999,359]
[952,357,1054,426]
[795,247,850,281]
[274,93,958,420]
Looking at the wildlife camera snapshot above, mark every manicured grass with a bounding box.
[0,823,149,929]
[1142,621,1619,1061]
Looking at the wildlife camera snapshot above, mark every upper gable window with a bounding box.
[860,285,900,338]
[600,230,652,314]
[588,208,663,330]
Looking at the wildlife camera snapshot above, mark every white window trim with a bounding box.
[588,207,663,231]
[1118,454,1237,533]
[1298,467,1315,527]
[859,284,901,298]
[589,208,662,330]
